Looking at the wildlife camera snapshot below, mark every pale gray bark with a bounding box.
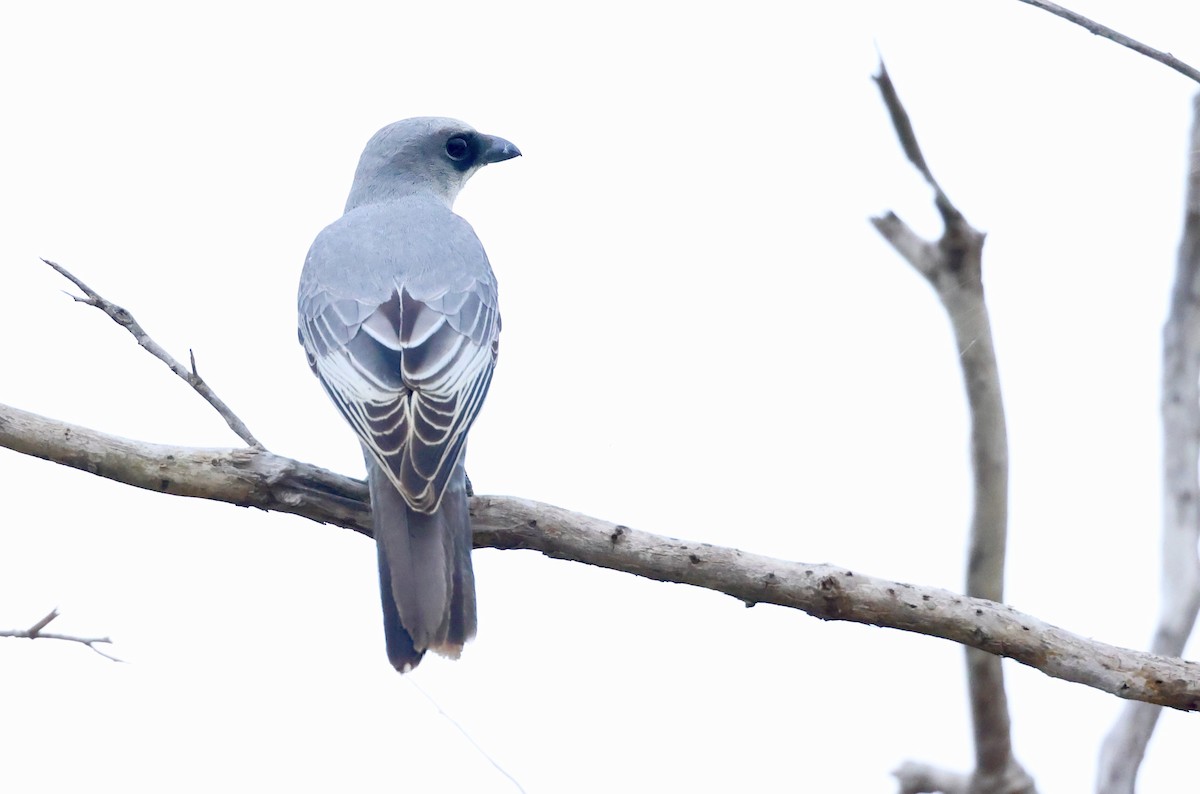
[4,400,1200,709]
[1096,93,1200,794]
[41,258,261,448]
[0,608,120,661]
[894,762,968,794]
[871,64,1032,794]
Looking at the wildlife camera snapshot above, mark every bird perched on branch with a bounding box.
[298,117,520,672]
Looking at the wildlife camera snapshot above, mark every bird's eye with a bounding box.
[445,136,470,161]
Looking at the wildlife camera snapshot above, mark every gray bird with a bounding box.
[298,117,520,672]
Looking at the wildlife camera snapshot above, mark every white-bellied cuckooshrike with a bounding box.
[298,117,520,671]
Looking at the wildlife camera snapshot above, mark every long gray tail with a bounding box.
[367,457,477,673]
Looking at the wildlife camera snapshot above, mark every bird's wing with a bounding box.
[300,283,499,513]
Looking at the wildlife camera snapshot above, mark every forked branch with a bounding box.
[0,608,121,662]
[871,62,1030,794]
[41,259,262,448]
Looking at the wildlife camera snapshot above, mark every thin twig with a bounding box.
[39,258,262,448]
[26,607,60,635]
[872,62,1032,794]
[408,679,528,794]
[1013,0,1200,85]
[0,609,123,662]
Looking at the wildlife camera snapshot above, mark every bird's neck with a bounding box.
[344,177,460,214]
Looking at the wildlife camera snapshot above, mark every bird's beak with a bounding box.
[478,134,521,164]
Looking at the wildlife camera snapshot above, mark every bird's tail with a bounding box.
[367,458,477,673]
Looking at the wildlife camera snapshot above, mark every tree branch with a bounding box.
[894,761,969,794]
[871,62,1032,794]
[1096,93,1200,794]
[1012,0,1200,85]
[40,259,262,448]
[3,401,1200,709]
[0,608,121,662]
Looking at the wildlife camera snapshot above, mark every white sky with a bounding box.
[1,1,1198,791]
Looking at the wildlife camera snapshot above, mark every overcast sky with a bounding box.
[2,1,1199,791]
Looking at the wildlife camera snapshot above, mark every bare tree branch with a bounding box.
[26,607,60,635]
[871,66,962,231]
[3,401,1200,709]
[40,258,262,448]
[1096,93,1200,794]
[871,62,1033,794]
[0,608,121,662]
[894,761,969,794]
[1012,0,1200,85]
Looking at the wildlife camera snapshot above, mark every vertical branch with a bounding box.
[1097,92,1200,794]
[941,252,1018,789]
[871,63,1035,794]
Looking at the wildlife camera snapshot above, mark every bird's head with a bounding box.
[345,117,521,212]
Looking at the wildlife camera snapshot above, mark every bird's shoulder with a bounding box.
[301,196,495,305]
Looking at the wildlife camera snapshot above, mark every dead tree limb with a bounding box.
[3,400,1200,709]
[0,608,121,662]
[40,259,262,448]
[871,63,1033,794]
[1096,93,1200,794]
[893,762,969,794]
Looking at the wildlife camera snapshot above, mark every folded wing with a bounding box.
[301,284,499,512]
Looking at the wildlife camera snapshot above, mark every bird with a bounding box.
[297,117,520,672]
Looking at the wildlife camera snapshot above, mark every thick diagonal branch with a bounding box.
[3,400,1200,709]
[871,63,1031,794]
[1096,93,1200,794]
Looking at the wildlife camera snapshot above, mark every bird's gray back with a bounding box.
[296,193,501,513]
[299,196,497,318]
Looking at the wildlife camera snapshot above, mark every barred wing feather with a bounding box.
[302,285,498,513]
